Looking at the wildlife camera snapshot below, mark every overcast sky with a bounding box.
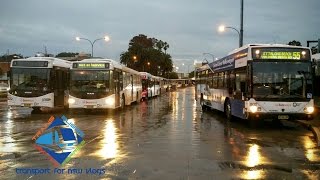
[1,0,319,72]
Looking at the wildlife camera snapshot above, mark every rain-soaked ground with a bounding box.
[0,87,320,180]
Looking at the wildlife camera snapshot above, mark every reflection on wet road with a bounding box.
[0,87,320,179]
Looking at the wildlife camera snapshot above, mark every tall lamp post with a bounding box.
[75,36,110,57]
[218,0,244,47]
[240,0,244,48]
[218,25,241,47]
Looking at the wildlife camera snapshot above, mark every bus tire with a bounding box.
[225,100,232,121]
[32,107,42,114]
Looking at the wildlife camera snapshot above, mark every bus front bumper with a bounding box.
[247,112,314,121]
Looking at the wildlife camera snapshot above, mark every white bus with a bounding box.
[68,59,142,109]
[312,53,320,107]
[152,75,161,96]
[196,44,315,123]
[8,57,71,112]
[140,72,162,100]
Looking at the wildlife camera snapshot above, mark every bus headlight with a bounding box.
[68,98,75,104]
[249,105,258,113]
[105,97,115,106]
[305,106,314,114]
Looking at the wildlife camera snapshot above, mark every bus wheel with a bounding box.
[225,101,232,121]
[120,95,125,110]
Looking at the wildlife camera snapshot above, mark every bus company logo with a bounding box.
[32,115,85,166]
[275,103,291,107]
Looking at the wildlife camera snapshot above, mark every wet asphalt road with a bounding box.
[0,87,320,180]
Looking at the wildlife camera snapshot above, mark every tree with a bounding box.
[56,52,79,57]
[189,71,195,78]
[120,34,173,77]
[167,72,179,79]
[0,54,23,62]
[288,40,302,46]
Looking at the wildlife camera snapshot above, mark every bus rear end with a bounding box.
[140,73,149,100]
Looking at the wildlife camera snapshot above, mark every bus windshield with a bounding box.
[10,68,50,93]
[252,61,312,99]
[70,70,110,94]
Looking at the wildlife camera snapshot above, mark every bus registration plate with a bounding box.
[86,105,94,108]
[278,115,289,120]
[24,104,31,107]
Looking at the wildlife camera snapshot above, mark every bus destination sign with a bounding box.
[74,63,109,69]
[12,61,49,67]
[252,47,310,61]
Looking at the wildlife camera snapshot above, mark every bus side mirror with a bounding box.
[240,82,246,93]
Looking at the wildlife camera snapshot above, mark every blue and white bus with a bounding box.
[196,44,314,122]
[68,59,142,109]
[8,57,72,112]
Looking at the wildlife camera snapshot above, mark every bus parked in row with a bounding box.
[196,44,315,123]
[68,59,142,110]
[312,53,320,107]
[8,57,71,112]
[140,72,161,100]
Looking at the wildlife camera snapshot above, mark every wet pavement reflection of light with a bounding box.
[244,144,264,179]
[247,144,260,167]
[89,119,119,160]
[1,87,320,179]
[0,119,16,152]
[303,136,320,162]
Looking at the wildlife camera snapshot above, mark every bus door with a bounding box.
[113,70,123,107]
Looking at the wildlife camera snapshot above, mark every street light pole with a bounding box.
[219,25,241,47]
[76,36,110,57]
[240,0,244,47]
[203,53,215,62]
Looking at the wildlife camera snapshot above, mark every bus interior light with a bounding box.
[255,50,260,55]
[249,105,258,113]
[301,51,306,55]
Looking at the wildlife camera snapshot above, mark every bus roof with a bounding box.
[197,43,311,73]
[11,57,72,68]
[228,43,309,55]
